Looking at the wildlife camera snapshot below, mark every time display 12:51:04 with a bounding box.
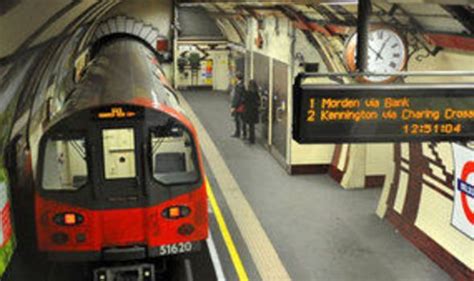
[402,123,462,135]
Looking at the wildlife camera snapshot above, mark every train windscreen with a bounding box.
[42,136,88,191]
[150,124,199,185]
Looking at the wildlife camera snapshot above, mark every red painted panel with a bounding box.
[101,208,146,247]
[293,21,331,36]
[424,34,474,52]
[326,24,351,35]
[35,185,208,255]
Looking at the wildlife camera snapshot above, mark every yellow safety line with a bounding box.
[178,92,290,280]
[206,179,249,281]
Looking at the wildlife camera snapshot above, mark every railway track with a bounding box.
[3,241,217,281]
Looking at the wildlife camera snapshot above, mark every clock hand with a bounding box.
[376,37,392,61]
[368,46,383,60]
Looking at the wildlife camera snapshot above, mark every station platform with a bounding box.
[180,89,452,281]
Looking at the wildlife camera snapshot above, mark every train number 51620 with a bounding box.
[159,242,193,256]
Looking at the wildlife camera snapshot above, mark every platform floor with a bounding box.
[181,89,451,281]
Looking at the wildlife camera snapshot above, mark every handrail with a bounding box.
[300,71,474,78]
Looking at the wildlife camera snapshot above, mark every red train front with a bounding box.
[33,38,208,261]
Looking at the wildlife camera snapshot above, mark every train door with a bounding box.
[244,51,251,86]
[253,52,271,144]
[212,51,230,91]
[235,55,245,75]
[96,124,147,245]
[99,126,143,200]
[270,59,289,162]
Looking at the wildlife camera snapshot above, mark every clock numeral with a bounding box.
[393,53,401,58]
[391,43,399,49]
[389,62,397,69]
[377,30,384,39]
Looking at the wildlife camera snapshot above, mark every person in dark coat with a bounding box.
[243,80,260,144]
[231,73,246,138]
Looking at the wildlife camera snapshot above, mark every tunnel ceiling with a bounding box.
[0,0,472,65]
[178,0,474,52]
[178,6,226,40]
[0,1,120,63]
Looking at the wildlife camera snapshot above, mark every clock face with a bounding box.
[345,26,408,83]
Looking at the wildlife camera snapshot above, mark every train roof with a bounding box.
[57,38,182,121]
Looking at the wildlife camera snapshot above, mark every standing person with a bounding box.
[230,73,246,138]
[243,80,260,144]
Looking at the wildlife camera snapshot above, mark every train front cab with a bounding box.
[35,104,208,261]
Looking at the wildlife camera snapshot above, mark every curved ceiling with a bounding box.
[177,0,474,52]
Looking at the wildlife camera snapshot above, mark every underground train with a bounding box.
[7,37,208,261]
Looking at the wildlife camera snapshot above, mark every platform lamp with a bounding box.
[156,38,169,52]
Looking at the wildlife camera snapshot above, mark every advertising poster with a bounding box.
[0,168,14,276]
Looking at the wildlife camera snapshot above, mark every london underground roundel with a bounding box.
[452,144,474,239]
[460,161,474,225]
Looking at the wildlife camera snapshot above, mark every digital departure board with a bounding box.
[92,105,144,120]
[98,107,137,119]
[293,83,474,143]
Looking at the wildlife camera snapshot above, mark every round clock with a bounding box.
[344,25,408,83]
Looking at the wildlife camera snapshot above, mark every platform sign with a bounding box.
[293,83,474,143]
[452,144,474,239]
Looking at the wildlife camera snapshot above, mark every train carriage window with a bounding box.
[150,124,199,185]
[42,137,88,190]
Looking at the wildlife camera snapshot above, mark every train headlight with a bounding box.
[162,206,191,219]
[53,212,84,226]
[64,213,77,225]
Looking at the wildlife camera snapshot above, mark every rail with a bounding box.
[299,71,474,78]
